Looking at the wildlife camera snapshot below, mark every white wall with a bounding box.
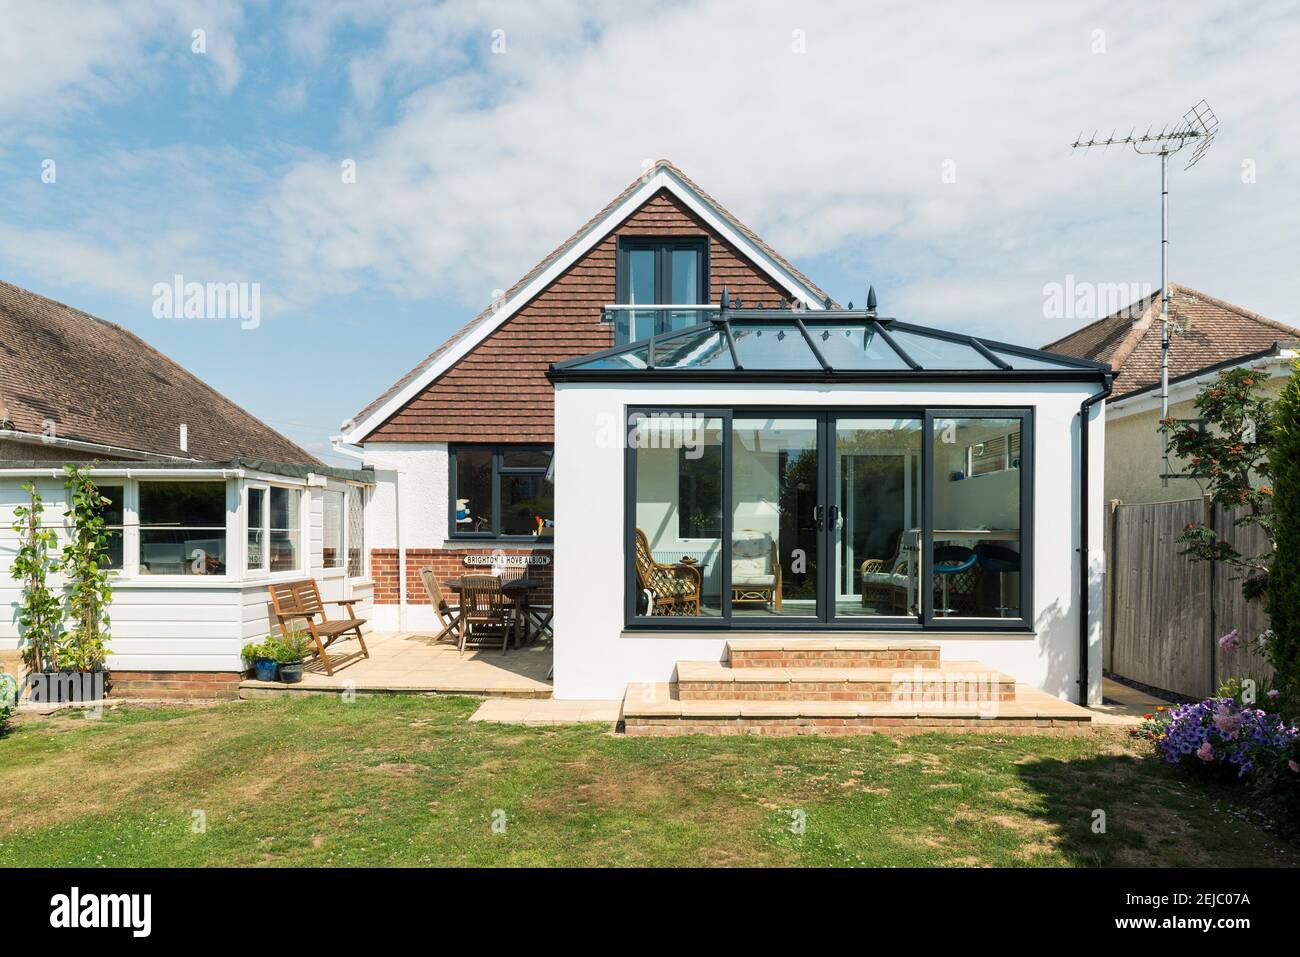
[362,442,448,550]
[553,381,1105,704]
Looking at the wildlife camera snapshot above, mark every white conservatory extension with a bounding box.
[548,304,1112,706]
[0,459,373,678]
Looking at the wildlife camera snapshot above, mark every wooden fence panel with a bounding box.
[1211,504,1274,691]
[1109,499,1209,697]
[1108,497,1273,699]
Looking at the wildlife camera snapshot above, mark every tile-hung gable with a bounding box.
[346,161,834,445]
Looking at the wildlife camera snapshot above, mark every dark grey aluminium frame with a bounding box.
[447,443,554,541]
[612,236,710,342]
[624,405,1036,633]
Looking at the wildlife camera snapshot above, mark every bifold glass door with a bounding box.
[832,418,923,619]
[730,416,821,620]
[627,408,1030,629]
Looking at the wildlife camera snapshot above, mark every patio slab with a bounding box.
[1086,677,1173,726]
[470,698,622,726]
[239,631,553,699]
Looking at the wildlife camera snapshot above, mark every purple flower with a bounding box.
[1196,741,1214,762]
[1267,689,1280,699]
[1218,629,1241,651]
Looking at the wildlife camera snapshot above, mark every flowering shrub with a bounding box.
[1131,705,1171,742]
[1156,697,1299,778]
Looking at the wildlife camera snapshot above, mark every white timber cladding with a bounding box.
[0,470,373,672]
[341,165,829,446]
[551,380,1106,704]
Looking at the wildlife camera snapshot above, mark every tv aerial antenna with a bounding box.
[1071,99,1219,486]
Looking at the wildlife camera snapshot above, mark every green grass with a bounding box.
[0,696,1292,867]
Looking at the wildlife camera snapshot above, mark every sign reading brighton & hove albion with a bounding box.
[463,554,551,567]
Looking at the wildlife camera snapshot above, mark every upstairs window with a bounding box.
[613,237,708,344]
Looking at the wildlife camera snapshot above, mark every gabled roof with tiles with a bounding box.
[1042,283,1300,400]
[0,279,320,463]
[346,160,834,443]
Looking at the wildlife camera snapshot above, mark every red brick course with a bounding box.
[622,716,1092,737]
[109,671,242,701]
[371,547,553,606]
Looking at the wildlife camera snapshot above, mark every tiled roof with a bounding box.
[1042,283,1300,399]
[351,160,834,428]
[0,279,320,464]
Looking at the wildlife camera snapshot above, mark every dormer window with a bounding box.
[613,237,709,344]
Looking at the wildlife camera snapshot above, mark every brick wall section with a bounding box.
[109,671,243,701]
[372,547,553,606]
[368,188,790,443]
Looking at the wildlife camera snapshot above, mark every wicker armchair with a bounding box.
[634,528,702,615]
[859,557,911,613]
[730,530,782,610]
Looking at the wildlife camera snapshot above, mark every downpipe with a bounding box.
[1078,379,1112,705]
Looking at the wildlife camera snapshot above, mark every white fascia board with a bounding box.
[1107,350,1297,421]
[344,168,827,444]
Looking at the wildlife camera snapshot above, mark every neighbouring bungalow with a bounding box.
[1044,283,1299,505]
[0,279,374,697]
[345,161,1112,714]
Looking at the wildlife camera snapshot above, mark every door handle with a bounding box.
[828,505,840,529]
[813,505,825,531]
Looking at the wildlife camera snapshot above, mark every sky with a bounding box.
[2,0,1298,465]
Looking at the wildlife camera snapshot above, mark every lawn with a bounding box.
[0,695,1292,867]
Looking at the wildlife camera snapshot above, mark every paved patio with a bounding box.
[239,631,553,699]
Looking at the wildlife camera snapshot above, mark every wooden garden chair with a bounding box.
[418,566,461,645]
[267,579,369,676]
[457,575,514,655]
[634,528,702,615]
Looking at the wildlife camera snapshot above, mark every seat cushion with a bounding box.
[861,572,909,587]
[733,573,776,586]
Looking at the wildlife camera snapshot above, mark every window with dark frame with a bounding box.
[628,407,1033,631]
[450,445,554,540]
[613,237,708,344]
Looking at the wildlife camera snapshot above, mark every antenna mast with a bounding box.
[1070,99,1219,486]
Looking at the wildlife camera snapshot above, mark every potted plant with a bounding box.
[275,631,312,684]
[249,638,281,682]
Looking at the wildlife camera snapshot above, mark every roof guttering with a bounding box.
[0,429,201,463]
[1106,342,1299,418]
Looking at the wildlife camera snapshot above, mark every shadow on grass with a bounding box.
[1014,745,1291,867]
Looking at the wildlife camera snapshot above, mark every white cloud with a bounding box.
[263,0,1300,340]
[5,0,1300,355]
[0,0,247,121]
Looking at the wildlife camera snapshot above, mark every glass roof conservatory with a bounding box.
[550,306,1110,381]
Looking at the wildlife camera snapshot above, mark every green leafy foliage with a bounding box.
[245,631,312,664]
[56,465,113,672]
[1266,363,1300,720]
[1162,367,1276,597]
[9,482,62,672]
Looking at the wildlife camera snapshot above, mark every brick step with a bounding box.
[676,660,1015,703]
[726,638,940,669]
[621,682,1093,737]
